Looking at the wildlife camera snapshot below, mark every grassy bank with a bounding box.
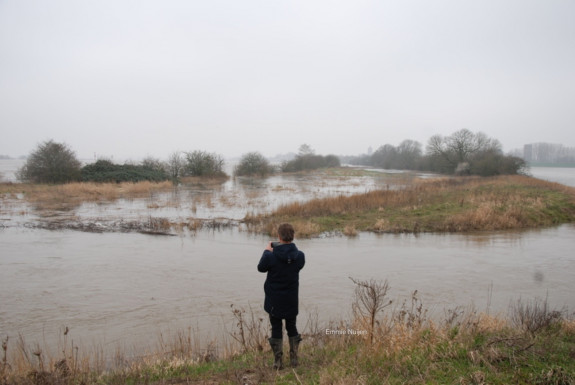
[2,291,574,385]
[245,175,575,237]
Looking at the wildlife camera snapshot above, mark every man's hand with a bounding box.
[265,242,274,252]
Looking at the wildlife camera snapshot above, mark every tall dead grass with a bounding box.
[313,282,574,385]
[2,181,175,210]
[243,216,321,238]
[1,324,226,385]
[2,284,573,385]
[244,175,575,236]
[119,180,173,196]
[274,176,571,219]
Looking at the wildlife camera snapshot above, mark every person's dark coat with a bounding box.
[257,243,305,319]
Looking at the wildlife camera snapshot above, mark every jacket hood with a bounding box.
[273,243,300,264]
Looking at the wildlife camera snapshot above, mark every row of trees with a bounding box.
[16,141,336,184]
[279,144,340,172]
[524,143,575,165]
[345,129,526,176]
[17,130,525,184]
[233,145,341,175]
[16,142,231,184]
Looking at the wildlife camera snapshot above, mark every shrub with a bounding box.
[349,277,392,344]
[17,140,82,184]
[81,159,169,183]
[184,151,226,177]
[141,156,166,174]
[234,152,275,177]
[510,297,565,335]
[469,150,527,176]
[281,154,340,172]
[165,151,186,183]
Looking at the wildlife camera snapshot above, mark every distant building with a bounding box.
[524,143,575,164]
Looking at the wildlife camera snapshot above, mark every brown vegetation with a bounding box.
[244,175,575,237]
[1,284,573,384]
[0,181,174,210]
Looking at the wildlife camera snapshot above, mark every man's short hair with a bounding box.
[278,223,295,243]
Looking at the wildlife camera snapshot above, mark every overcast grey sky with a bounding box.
[1,0,574,160]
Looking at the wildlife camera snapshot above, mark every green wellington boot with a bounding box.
[288,334,302,367]
[268,338,283,370]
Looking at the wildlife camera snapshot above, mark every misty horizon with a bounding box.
[1,138,575,163]
[1,1,574,160]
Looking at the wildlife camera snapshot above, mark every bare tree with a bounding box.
[298,144,315,156]
[396,139,422,169]
[349,277,392,344]
[17,140,81,184]
[184,150,226,177]
[426,129,501,173]
[372,144,398,169]
[166,151,185,183]
[141,156,165,172]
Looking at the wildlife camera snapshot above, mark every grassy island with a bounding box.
[245,175,575,237]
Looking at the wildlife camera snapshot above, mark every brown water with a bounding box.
[1,163,575,358]
[1,225,574,357]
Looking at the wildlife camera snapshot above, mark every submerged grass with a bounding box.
[2,289,574,385]
[245,175,575,237]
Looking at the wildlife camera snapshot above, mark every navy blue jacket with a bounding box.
[257,243,305,318]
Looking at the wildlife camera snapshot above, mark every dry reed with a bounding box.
[1,181,175,210]
[2,284,573,384]
[244,175,575,236]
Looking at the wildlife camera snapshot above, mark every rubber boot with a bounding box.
[288,334,302,367]
[268,338,283,370]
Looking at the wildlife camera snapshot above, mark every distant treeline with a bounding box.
[341,129,527,176]
[15,130,527,184]
[15,141,341,184]
[524,143,575,165]
[16,143,228,184]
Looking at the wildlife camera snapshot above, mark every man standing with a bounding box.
[257,223,305,369]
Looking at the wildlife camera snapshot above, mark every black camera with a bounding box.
[271,241,281,248]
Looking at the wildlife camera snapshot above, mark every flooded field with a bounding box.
[1,161,419,231]
[1,160,575,359]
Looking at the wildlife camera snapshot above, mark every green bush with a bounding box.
[469,150,527,176]
[234,152,275,176]
[17,140,82,184]
[184,151,226,177]
[281,154,340,172]
[81,159,169,183]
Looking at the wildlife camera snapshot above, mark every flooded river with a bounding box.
[1,162,574,358]
[2,224,575,357]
